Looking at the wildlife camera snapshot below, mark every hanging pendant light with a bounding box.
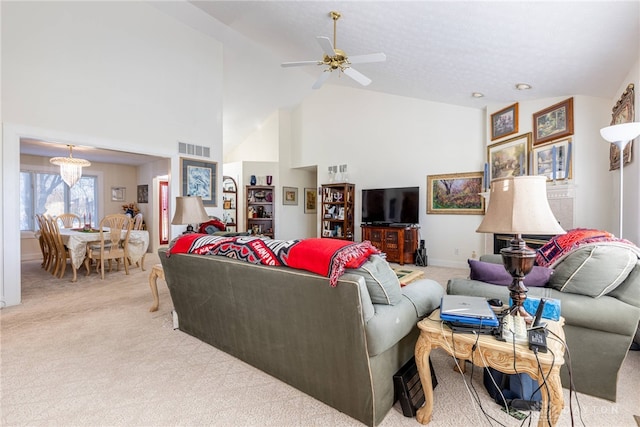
[49,145,91,188]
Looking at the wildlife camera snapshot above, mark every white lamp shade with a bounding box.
[477,176,565,235]
[171,196,210,225]
[600,122,640,148]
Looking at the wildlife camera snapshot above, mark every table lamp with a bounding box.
[171,196,210,233]
[599,122,640,239]
[477,176,565,322]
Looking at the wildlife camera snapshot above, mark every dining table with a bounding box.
[59,227,150,282]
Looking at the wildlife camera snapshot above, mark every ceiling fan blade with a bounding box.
[343,67,372,86]
[348,52,387,64]
[316,36,335,56]
[281,60,319,68]
[312,71,332,90]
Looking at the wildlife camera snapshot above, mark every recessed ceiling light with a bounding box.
[472,92,484,98]
[515,83,532,90]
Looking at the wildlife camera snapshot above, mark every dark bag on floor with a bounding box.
[483,367,541,411]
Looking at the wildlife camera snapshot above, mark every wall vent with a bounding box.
[178,142,210,158]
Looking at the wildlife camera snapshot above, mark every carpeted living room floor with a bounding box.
[2,252,639,426]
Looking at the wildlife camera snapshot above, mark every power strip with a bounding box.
[501,406,528,420]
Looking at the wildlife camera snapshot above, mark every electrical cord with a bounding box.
[547,329,585,427]
[468,332,507,426]
[532,346,553,426]
[438,322,487,425]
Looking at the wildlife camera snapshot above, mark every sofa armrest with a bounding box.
[364,279,443,357]
[401,279,444,318]
[479,254,503,264]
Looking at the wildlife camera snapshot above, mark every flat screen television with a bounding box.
[361,186,419,225]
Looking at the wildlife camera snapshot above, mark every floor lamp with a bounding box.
[600,122,640,239]
[477,176,565,321]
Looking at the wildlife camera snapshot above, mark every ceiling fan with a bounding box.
[281,11,386,89]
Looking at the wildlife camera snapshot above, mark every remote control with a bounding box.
[531,298,547,328]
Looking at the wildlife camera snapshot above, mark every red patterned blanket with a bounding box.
[536,228,639,267]
[168,234,380,286]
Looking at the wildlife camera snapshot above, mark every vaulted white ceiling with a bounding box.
[183,1,639,154]
[20,1,640,163]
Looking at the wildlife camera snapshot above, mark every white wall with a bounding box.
[2,2,223,306]
[225,111,280,163]
[292,85,487,267]
[224,111,317,240]
[277,110,317,240]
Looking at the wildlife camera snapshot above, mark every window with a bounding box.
[20,171,98,231]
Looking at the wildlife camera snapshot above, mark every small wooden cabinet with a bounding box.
[246,185,274,238]
[222,176,237,231]
[361,225,419,265]
[321,183,355,241]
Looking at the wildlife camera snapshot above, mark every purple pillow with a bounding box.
[468,259,552,287]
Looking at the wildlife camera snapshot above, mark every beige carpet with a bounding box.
[2,254,638,426]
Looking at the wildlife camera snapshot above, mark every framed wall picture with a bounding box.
[111,186,126,202]
[490,103,519,141]
[180,157,217,206]
[283,186,298,205]
[532,137,572,181]
[532,97,574,145]
[304,188,317,213]
[137,184,149,204]
[608,83,635,170]
[426,172,485,215]
[487,132,531,181]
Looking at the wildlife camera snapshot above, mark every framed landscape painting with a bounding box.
[180,157,217,206]
[533,97,574,145]
[532,137,572,181]
[490,103,519,141]
[487,133,531,181]
[427,172,484,215]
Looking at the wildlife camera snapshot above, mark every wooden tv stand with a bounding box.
[361,225,419,265]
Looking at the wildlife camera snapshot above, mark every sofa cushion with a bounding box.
[346,255,402,305]
[549,245,637,297]
[468,259,552,287]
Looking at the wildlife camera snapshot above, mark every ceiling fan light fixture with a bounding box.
[49,145,91,188]
[515,83,532,90]
[281,11,385,90]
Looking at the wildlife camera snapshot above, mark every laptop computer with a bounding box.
[440,295,499,327]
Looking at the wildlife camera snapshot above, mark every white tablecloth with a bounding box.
[60,228,149,270]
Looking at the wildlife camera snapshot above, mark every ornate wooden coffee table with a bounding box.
[415,309,565,427]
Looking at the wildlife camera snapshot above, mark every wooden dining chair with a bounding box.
[35,214,53,270]
[47,215,73,278]
[84,214,132,279]
[133,213,144,230]
[56,213,81,229]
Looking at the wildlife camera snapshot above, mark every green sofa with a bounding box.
[447,248,640,402]
[158,248,444,426]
